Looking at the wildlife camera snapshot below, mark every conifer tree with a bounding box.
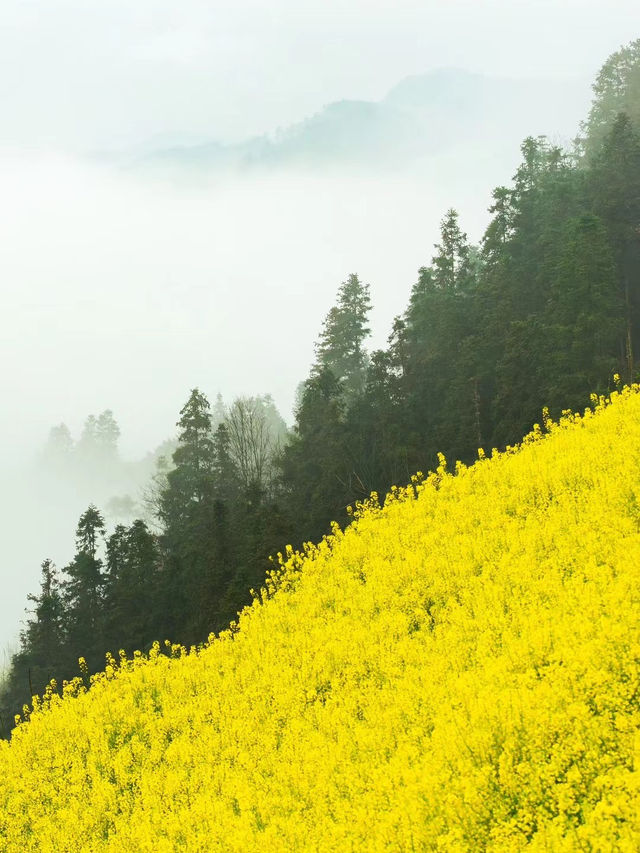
[95,410,121,461]
[280,366,350,543]
[41,424,74,472]
[314,273,372,399]
[105,521,159,653]
[158,389,218,643]
[588,114,640,379]
[397,210,480,464]
[62,506,106,670]
[160,389,215,525]
[430,209,473,292]
[581,38,640,158]
[13,561,65,700]
[212,422,239,499]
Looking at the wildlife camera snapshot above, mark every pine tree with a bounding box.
[212,423,239,498]
[41,424,74,472]
[280,366,350,543]
[211,393,227,430]
[104,521,159,654]
[343,346,410,500]
[74,410,122,488]
[95,410,120,461]
[160,389,215,526]
[588,114,640,379]
[209,422,240,619]
[580,38,640,158]
[431,209,473,292]
[5,560,65,711]
[397,210,480,465]
[62,506,106,671]
[158,389,218,643]
[314,273,372,399]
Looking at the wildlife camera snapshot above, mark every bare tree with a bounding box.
[226,397,274,490]
[141,454,172,532]
[225,395,289,493]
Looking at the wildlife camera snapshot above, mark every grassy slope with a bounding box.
[1,389,640,851]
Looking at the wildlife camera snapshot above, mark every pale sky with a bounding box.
[0,1,637,649]
[0,0,636,150]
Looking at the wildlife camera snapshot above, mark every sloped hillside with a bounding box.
[130,70,589,173]
[1,387,640,852]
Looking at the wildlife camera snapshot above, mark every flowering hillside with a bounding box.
[2,387,640,852]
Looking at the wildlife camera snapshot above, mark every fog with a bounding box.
[0,135,567,649]
[0,154,488,458]
[0,0,637,652]
[0,0,635,149]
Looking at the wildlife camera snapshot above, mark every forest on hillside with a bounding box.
[1,39,639,735]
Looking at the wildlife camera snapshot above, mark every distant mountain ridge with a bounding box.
[118,68,591,173]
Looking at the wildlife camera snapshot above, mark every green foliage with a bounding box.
[313,272,372,399]
[281,366,351,542]
[63,506,107,670]
[104,520,160,654]
[580,38,640,158]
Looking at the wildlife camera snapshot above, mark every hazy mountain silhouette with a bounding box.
[121,69,590,174]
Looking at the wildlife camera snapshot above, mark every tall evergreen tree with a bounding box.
[430,209,474,292]
[588,113,640,379]
[158,389,218,643]
[212,423,239,499]
[3,560,65,721]
[62,506,106,671]
[104,520,159,653]
[280,366,350,543]
[41,424,74,472]
[548,214,623,396]
[95,410,121,462]
[397,209,480,464]
[314,273,372,399]
[580,38,640,158]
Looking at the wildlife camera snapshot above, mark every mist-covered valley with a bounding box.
[0,65,596,654]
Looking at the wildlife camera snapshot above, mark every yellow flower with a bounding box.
[2,385,640,850]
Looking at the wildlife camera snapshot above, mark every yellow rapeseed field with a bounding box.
[1,386,640,852]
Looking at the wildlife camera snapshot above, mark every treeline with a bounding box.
[40,408,173,523]
[2,40,639,734]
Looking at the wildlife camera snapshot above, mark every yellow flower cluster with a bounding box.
[2,387,640,851]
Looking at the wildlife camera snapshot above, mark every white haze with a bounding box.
[0,0,635,150]
[0,153,493,459]
[0,140,565,649]
[0,0,637,652]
